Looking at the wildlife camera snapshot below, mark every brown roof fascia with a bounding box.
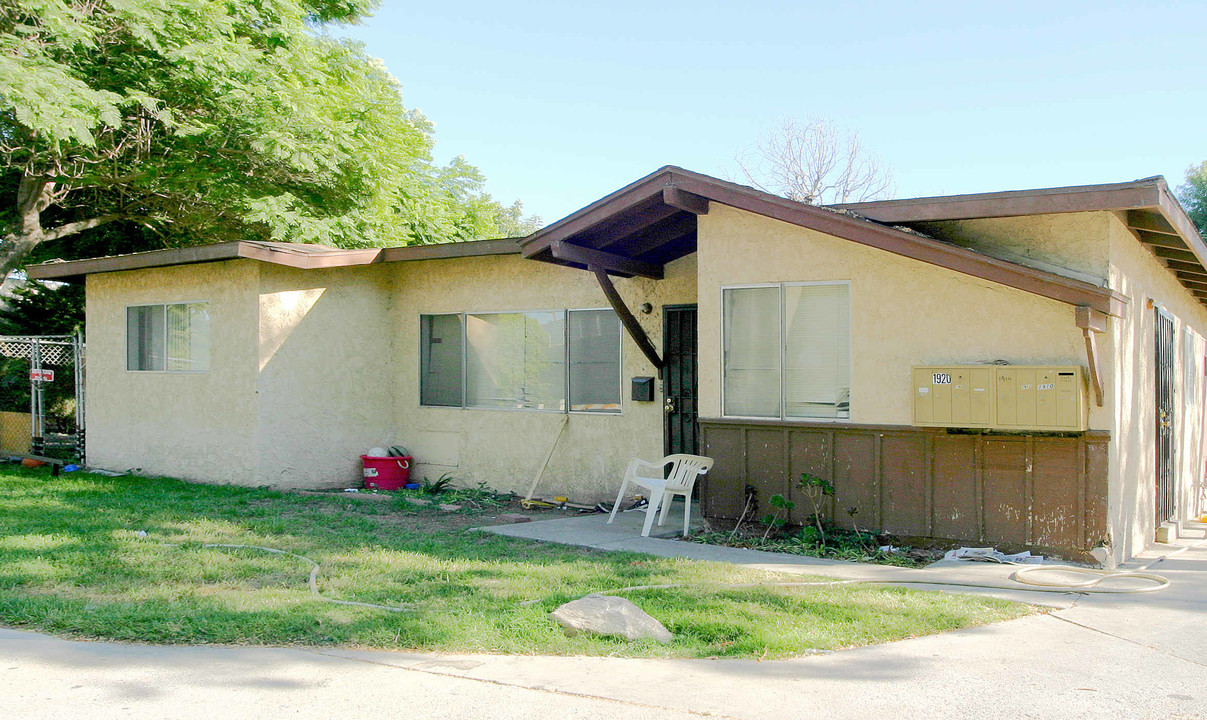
[519,168,674,257]
[379,238,521,262]
[27,238,522,283]
[28,242,251,282]
[663,169,1127,318]
[832,179,1165,223]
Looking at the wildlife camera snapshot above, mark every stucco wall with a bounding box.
[696,205,1102,429]
[916,213,1111,285]
[1107,215,1207,561]
[255,264,398,489]
[86,260,261,482]
[390,253,697,501]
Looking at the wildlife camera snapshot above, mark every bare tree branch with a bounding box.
[735,117,895,205]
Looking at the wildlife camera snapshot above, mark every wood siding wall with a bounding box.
[700,419,1109,553]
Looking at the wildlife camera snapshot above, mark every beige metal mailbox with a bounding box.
[913,364,1087,431]
[994,365,1087,431]
[913,366,993,428]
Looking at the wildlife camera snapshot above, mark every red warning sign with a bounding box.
[29,369,54,383]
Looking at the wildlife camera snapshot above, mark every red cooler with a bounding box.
[360,455,412,490]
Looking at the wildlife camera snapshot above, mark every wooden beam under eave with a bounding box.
[550,241,664,279]
[613,214,698,259]
[588,202,682,250]
[591,266,664,375]
[1163,259,1207,277]
[1149,245,1202,264]
[1076,306,1107,408]
[1175,275,1207,291]
[1126,209,1180,236]
[663,187,710,215]
[1137,230,1191,251]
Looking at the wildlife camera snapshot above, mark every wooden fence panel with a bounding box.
[701,418,1109,554]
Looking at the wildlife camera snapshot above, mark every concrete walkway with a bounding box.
[3,509,1206,719]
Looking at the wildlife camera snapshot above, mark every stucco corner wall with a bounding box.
[916,212,1111,284]
[1106,215,1207,563]
[255,263,397,489]
[85,259,261,483]
[696,205,1102,429]
[390,253,697,501]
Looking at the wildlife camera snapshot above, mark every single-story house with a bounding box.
[29,167,1207,564]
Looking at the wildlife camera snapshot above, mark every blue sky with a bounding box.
[346,1,1206,225]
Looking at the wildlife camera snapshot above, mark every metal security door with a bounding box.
[663,305,698,456]
[1155,309,1176,527]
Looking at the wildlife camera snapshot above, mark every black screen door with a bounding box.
[1156,308,1176,527]
[663,304,699,456]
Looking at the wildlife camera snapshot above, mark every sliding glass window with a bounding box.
[722,283,850,420]
[420,309,621,413]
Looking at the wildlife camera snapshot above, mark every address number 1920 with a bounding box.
[932,372,952,385]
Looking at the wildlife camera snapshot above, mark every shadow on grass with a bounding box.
[0,467,1033,658]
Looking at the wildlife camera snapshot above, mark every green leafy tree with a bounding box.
[0,0,537,272]
[1178,162,1207,238]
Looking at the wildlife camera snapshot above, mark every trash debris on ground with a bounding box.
[944,546,1044,564]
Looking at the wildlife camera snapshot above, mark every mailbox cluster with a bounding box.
[912,365,1087,432]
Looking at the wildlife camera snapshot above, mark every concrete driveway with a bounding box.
[3,518,1206,719]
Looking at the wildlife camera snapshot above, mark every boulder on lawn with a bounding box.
[549,594,672,643]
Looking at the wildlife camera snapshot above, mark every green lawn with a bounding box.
[0,467,1034,658]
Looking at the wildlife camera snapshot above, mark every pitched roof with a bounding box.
[520,166,1128,317]
[836,178,1207,306]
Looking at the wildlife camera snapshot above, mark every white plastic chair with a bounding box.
[607,454,715,537]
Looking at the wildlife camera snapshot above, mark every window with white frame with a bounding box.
[419,309,622,413]
[722,283,850,419]
[126,303,210,372]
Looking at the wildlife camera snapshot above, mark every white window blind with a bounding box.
[166,303,210,372]
[466,311,566,410]
[568,309,621,412]
[722,282,850,420]
[784,284,849,418]
[722,286,781,417]
[127,303,209,373]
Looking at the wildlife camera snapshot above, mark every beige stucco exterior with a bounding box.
[1106,214,1207,561]
[81,193,1207,564]
[390,253,696,500]
[916,213,1111,285]
[86,252,696,497]
[86,260,262,482]
[695,205,1106,429]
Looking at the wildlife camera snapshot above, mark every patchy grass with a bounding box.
[0,467,1034,658]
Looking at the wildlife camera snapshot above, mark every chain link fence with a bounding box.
[0,334,84,460]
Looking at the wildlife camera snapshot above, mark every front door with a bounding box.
[663,304,699,456]
[1156,308,1176,528]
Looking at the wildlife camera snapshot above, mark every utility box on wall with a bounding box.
[913,365,1087,432]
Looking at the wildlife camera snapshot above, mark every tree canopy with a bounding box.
[0,0,537,270]
[1177,162,1207,239]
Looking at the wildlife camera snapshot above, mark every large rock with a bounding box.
[549,594,672,643]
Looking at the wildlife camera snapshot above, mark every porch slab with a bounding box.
[475,502,1085,607]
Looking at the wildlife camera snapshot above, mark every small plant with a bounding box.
[421,473,456,495]
[760,493,796,541]
[730,484,758,539]
[798,473,835,547]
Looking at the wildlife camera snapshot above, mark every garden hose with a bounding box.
[594,566,1171,597]
[159,541,413,613]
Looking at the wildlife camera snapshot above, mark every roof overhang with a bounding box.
[837,178,1207,307]
[26,238,521,283]
[521,166,1127,317]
